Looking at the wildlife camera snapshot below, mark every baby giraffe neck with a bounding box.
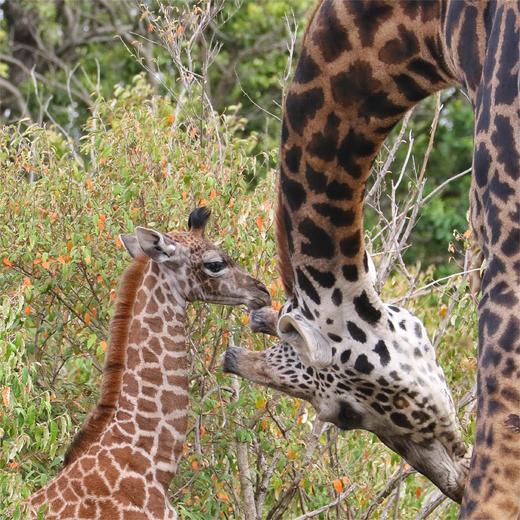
[107,259,189,488]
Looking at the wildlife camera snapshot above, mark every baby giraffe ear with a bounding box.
[188,206,211,235]
[134,227,177,263]
[120,234,142,259]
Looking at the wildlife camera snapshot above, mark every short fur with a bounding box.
[276,188,295,295]
[63,254,149,465]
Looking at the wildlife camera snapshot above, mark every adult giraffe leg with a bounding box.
[460,7,520,517]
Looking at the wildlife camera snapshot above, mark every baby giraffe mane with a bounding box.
[63,254,149,465]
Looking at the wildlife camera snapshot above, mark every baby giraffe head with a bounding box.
[120,207,271,309]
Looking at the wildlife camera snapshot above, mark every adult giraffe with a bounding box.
[28,208,270,519]
[224,1,519,518]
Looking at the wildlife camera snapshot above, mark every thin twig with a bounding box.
[294,484,356,520]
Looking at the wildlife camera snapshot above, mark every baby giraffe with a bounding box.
[29,207,270,519]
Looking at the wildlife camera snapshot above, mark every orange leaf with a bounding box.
[42,260,51,270]
[256,215,264,232]
[98,214,106,233]
[333,479,343,493]
[2,387,11,407]
[84,312,91,325]
[415,487,422,498]
[217,491,229,502]
[191,459,200,471]
[57,255,66,265]
[23,277,31,287]
[33,258,41,266]
[287,448,297,460]
[272,300,282,312]
[2,257,12,267]
[439,304,448,318]
[24,306,31,316]
[167,114,175,125]
[100,340,108,352]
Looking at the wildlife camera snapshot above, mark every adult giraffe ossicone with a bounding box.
[29,207,270,519]
[224,1,519,517]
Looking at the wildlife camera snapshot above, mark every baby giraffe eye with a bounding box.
[203,260,227,273]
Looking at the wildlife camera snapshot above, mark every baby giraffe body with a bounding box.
[29,208,270,519]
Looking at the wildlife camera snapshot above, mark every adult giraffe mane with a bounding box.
[276,189,295,296]
[63,254,149,465]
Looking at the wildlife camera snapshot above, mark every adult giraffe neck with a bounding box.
[276,0,457,303]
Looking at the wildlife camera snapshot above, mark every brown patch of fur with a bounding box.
[276,187,295,296]
[63,255,149,465]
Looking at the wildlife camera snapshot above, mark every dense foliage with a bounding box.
[1,1,478,518]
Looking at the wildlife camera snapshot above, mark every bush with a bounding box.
[0,78,476,519]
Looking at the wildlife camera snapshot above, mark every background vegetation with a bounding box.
[1,1,477,518]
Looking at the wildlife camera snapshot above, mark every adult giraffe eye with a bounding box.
[203,261,227,273]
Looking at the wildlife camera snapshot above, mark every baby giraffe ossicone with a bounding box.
[29,207,270,520]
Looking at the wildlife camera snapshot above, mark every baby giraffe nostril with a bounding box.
[256,281,270,295]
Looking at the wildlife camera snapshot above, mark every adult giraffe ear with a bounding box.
[120,234,142,259]
[133,227,177,263]
[188,206,211,235]
[277,310,332,369]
